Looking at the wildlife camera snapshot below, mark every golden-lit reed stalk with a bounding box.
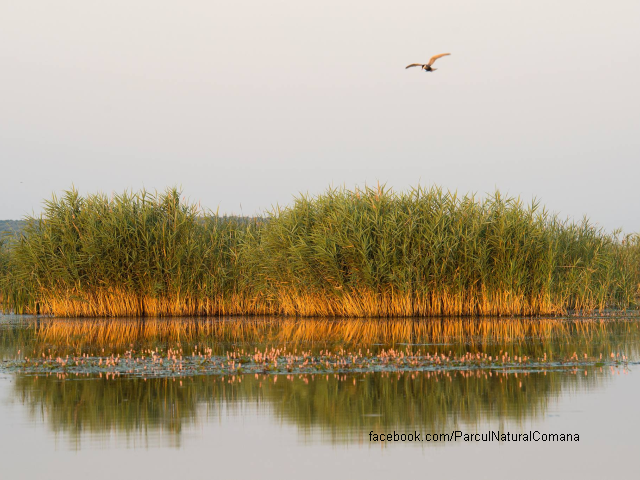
[271,289,561,317]
[33,290,276,317]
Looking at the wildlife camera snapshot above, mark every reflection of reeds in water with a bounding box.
[2,317,638,371]
[11,369,608,448]
[12,375,199,448]
[267,369,608,444]
[32,316,639,348]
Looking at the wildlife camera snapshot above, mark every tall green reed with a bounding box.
[1,185,638,317]
[0,188,262,316]
[255,185,640,315]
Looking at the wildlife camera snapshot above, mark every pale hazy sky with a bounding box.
[1,1,639,232]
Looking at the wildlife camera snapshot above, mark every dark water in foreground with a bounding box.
[1,314,639,479]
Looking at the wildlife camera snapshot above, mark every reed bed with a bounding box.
[0,188,269,316]
[1,186,639,317]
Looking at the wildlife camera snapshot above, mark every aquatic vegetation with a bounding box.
[256,186,640,316]
[0,189,266,316]
[2,315,636,446]
[4,343,631,377]
[1,186,639,317]
[2,318,636,376]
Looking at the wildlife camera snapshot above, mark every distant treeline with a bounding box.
[1,186,639,317]
[1,217,254,236]
[0,220,26,237]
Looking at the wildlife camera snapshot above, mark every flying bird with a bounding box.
[406,53,451,72]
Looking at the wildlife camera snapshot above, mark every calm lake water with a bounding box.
[1,314,639,479]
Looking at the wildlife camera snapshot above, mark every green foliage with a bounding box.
[0,185,638,316]
[255,186,640,314]
[0,188,260,315]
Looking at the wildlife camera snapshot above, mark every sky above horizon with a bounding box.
[1,1,639,232]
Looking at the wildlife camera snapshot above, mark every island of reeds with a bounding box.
[1,186,639,317]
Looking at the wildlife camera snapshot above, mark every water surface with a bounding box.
[1,314,638,479]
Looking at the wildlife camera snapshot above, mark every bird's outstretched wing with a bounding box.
[405,63,424,69]
[427,53,451,66]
